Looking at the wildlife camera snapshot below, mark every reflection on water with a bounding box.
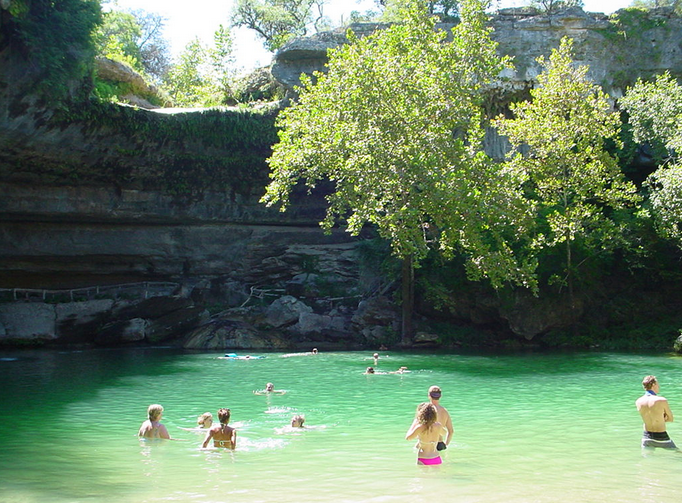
[1,348,682,502]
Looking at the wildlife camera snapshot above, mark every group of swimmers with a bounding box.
[138,391,306,450]
[138,361,676,464]
[137,350,457,465]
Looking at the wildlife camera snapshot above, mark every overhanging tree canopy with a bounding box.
[262,0,537,291]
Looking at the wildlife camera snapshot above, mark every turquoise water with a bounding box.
[1,348,682,502]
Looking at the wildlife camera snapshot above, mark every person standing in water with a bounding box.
[138,404,171,439]
[636,375,677,449]
[428,385,454,451]
[406,402,443,465]
[202,408,237,449]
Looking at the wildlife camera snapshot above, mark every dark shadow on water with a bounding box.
[0,346,195,496]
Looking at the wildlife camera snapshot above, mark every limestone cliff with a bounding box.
[273,7,682,99]
[2,7,682,348]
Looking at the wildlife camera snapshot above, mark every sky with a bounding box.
[110,0,634,74]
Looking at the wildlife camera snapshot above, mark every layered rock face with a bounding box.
[2,7,681,347]
[273,7,682,99]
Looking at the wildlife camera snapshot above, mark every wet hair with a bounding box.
[147,404,164,421]
[197,412,213,427]
[366,367,375,374]
[218,408,231,424]
[416,402,437,429]
[291,414,305,427]
[642,375,657,390]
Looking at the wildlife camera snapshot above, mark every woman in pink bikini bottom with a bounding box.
[406,402,443,466]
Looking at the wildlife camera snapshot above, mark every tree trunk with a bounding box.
[566,234,578,337]
[400,255,414,346]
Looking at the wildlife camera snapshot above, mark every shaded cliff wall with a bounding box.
[2,7,682,347]
[0,34,351,289]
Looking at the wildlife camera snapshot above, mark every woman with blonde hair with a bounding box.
[197,412,213,428]
[202,408,237,449]
[405,402,443,465]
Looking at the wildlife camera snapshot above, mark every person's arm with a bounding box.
[159,424,171,440]
[664,400,674,422]
[231,429,237,449]
[445,414,454,445]
[406,420,422,441]
[202,429,214,448]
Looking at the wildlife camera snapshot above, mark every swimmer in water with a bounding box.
[138,404,171,439]
[389,366,410,374]
[406,402,443,466]
[254,382,287,395]
[179,412,213,432]
[197,412,213,428]
[636,375,677,450]
[202,408,237,449]
[291,414,305,428]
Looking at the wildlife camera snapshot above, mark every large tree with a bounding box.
[379,0,459,21]
[620,72,682,244]
[162,25,236,107]
[3,0,102,99]
[95,6,171,82]
[262,0,536,343]
[231,0,327,52]
[631,0,681,15]
[526,0,583,14]
[495,37,639,312]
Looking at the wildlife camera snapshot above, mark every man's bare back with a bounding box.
[636,394,673,433]
[636,375,676,449]
[138,420,170,439]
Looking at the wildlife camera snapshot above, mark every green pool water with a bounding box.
[1,347,681,502]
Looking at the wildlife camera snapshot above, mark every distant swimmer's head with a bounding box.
[312,348,318,354]
[266,382,275,392]
[373,353,379,358]
[218,408,231,425]
[366,367,375,374]
[642,375,658,391]
[197,412,213,428]
[428,385,442,400]
[291,414,305,427]
[416,402,437,427]
[147,404,164,421]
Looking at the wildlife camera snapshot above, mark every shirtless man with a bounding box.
[202,408,237,449]
[138,404,171,439]
[636,375,677,449]
[428,385,454,450]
